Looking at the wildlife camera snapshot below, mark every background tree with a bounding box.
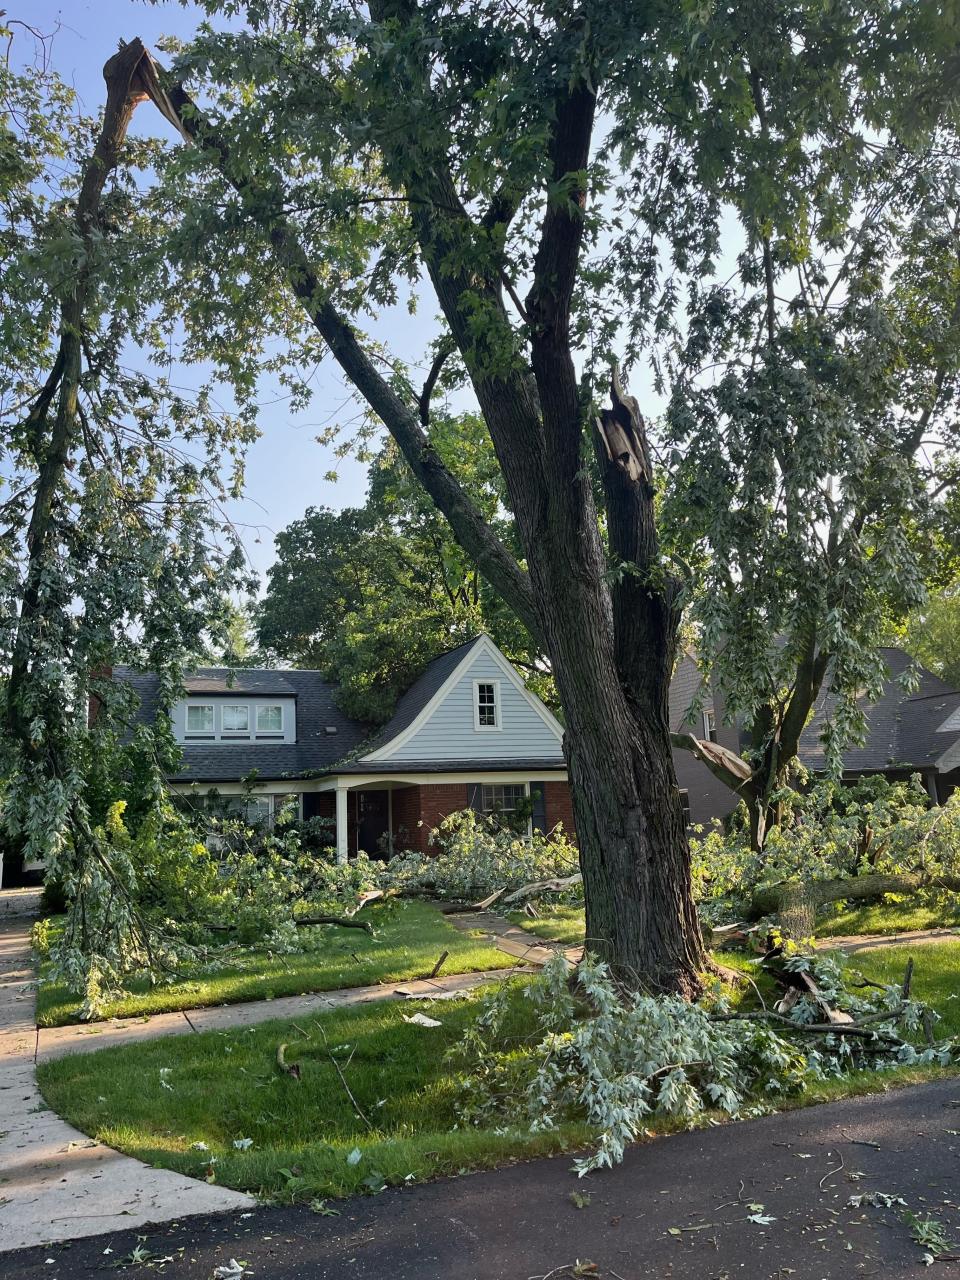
[0,36,256,992]
[662,130,960,847]
[897,586,960,692]
[258,421,548,722]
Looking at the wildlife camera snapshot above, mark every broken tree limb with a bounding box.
[746,872,960,921]
[710,1010,905,1046]
[435,888,507,914]
[294,914,374,933]
[670,733,753,794]
[502,874,583,905]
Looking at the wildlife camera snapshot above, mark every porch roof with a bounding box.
[320,758,569,777]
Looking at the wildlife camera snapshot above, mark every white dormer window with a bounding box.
[256,704,283,735]
[186,704,214,736]
[474,680,500,731]
[222,704,250,735]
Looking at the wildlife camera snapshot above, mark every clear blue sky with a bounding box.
[23,0,447,584]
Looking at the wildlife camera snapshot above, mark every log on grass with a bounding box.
[295,914,373,933]
[746,872,960,922]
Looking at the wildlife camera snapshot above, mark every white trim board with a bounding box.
[361,634,564,763]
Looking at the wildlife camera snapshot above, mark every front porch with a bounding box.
[170,770,572,864]
[305,771,572,863]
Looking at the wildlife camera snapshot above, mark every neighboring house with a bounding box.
[114,634,575,861]
[671,647,960,827]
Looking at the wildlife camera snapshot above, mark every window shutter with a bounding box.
[530,782,547,833]
[467,783,483,811]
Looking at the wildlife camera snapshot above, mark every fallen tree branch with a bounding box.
[747,872,960,921]
[710,1009,905,1045]
[502,874,583,905]
[435,888,506,914]
[294,914,374,933]
[206,913,373,935]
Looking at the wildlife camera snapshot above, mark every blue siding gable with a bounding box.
[362,637,564,763]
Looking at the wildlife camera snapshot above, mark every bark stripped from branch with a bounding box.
[670,732,753,791]
[595,367,653,489]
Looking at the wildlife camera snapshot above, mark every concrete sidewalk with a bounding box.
[0,919,255,1255]
[34,963,529,1063]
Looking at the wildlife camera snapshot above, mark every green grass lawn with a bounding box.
[37,940,960,1204]
[37,986,592,1201]
[507,904,585,945]
[35,900,508,1027]
[815,897,960,937]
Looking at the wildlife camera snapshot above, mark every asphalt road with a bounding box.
[5,1078,960,1280]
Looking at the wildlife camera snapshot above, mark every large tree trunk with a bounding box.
[557,641,705,994]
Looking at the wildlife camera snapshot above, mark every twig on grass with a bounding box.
[316,1022,374,1131]
[418,950,449,981]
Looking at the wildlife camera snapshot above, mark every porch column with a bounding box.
[335,784,349,865]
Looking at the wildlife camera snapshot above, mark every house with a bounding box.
[115,634,575,861]
[670,647,960,826]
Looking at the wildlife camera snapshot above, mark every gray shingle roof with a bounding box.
[800,648,960,773]
[116,665,370,784]
[183,671,297,695]
[115,638,506,784]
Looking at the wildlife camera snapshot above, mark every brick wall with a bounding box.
[306,779,578,855]
[543,780,577,842]
[418,782,470,838]
[390,786,421,852]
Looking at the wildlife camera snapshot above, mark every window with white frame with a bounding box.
[479,783,527,825]
[256,704,283,734]
[225,796,273,827]
[702,707,718,743]
[185,703,214,735]
[222,704,250,734]
[474,680,500,730]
